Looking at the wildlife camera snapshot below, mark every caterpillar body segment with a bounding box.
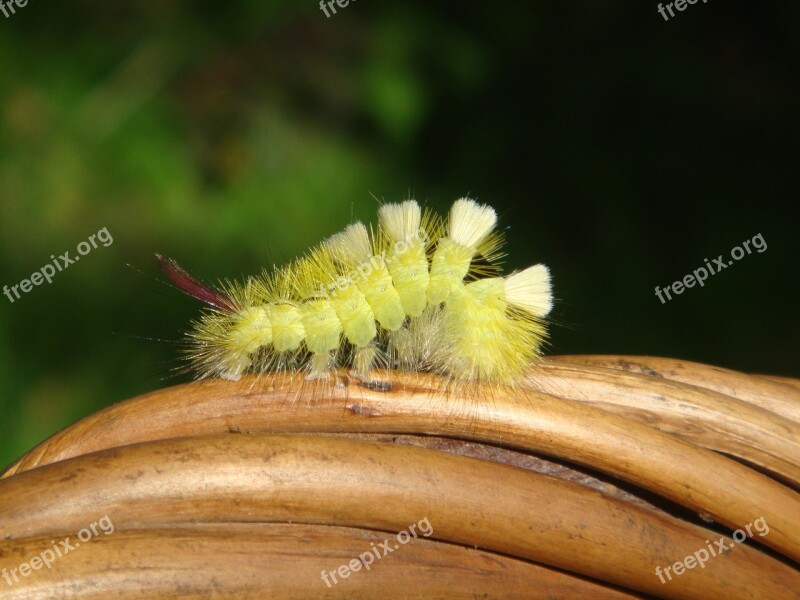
[161,198,553,385]
[378,201,432,318]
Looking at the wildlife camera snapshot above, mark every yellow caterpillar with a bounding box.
[158,198,553,386]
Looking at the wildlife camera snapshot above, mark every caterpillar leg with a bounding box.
[305,351,333,381]
[351,344,376,381]
[349,343,390,391]
[387,326,414,370]
[219,352,251,381]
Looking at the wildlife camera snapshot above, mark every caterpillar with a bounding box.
[158,198,553,387]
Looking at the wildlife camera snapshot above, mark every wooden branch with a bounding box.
[2,355,799,598]
[549,355,800,423]
[762,374,800,393]
[1,524,643,599]
[526,360,800,487]
[3,367,799,564]
[1,435,797,599]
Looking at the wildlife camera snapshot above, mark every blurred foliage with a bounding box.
[0,0,798,469]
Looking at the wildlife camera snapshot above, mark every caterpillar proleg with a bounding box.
[158,198,553,386]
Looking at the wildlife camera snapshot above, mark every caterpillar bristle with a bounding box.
[504,264,553,317]
[161,197,553,386]
[378,200,422,242]
[448,198,497,249]
[324,222,372,264]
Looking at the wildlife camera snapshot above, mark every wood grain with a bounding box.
[4,369,799,564]
[549,355,800,423]
[1,435,797,599]
[1,524,644,599]
[526,360,800,487]
[2,355,798,599]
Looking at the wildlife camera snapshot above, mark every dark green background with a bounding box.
[1,1,797,470]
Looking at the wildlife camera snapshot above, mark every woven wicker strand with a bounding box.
[1,355,798,599]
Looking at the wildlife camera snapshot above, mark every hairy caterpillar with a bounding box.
[158,199,553,386]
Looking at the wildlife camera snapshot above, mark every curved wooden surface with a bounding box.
[0,524,644,599]
[1,355,798,599]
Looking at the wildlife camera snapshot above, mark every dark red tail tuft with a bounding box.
[156,254,237,313]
